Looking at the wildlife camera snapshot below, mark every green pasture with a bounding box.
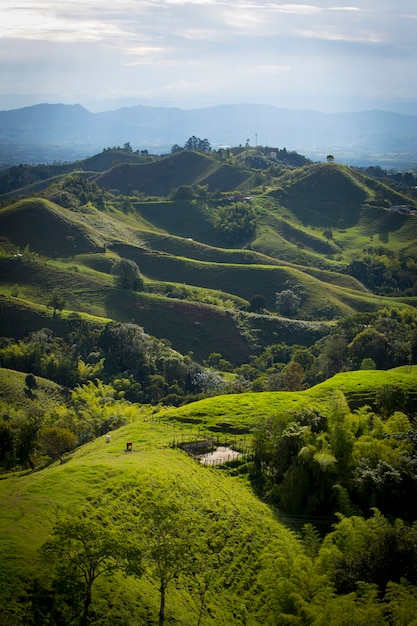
[161,365,417,431]
[0,407,302,625]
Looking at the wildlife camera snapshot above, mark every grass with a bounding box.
[159,365,417,432]
[1,364,416,623]
[0,404,302,625]
[0,367,64,416]
[1,158,417,364]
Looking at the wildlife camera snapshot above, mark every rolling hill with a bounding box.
[0,153,416,362]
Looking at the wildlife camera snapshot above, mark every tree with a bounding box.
[25,372,37,391]
[41,515,138,626]
[248,294,266,312]
[0,422,15,469]
[39,426,77,464]
[47,291,66,314]
[275,289,301,317]
[184,136,211,152]
[16,413,41,470]
[112,258,144,290]
[348,327,388,369]
[138,486,201,626]
[375,384,407,417]
[282,361,306,391]
[213,201,256,243]
[172,185,194,200]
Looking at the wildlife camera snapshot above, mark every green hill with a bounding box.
[0,199,105,255]
[0,409,303,625]
[0,152,416,363]
[95,150,253,196]
[1,365,417,624]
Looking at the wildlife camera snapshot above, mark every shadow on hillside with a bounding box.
[288,201,362,229]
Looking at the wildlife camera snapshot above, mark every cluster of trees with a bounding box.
[346,247,417,296]
[261,509,417,625]
[212,307,417,393]
[253,387,416,521]
[0,319,222,405]
[171,136,212,154]
[213,201,257,243]
[0,163,69,196]
[236,146,309,170]
[40,174,107,210]
[0,378,141,470]
[1,306,415,413]
[360,164,416,191]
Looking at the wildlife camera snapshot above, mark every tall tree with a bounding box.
[136,485,201,626]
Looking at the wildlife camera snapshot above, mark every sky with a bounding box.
[1,0,416,113]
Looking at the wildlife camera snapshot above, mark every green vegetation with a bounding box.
[1,145,417,623]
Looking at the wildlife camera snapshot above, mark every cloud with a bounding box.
[0,0,415,111]
[297,29,386,44]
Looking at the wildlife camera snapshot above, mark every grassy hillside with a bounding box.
[0,199,104,255]
[0,367,65,414]
[1,365,417,624]
[0,396,304,625]
[95,150,253,196]
[0,152,416,365]
[160,365,417,432]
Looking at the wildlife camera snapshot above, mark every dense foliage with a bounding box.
[252,388,417,522]
[213,201,257,243]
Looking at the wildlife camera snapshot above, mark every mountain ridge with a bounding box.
[0,102,416,167]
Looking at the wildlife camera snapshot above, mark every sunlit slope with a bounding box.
[0,411,303,625]
[161,365,417,432]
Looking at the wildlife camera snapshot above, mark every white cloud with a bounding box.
[0,0,415,111]
[297,29,386,44]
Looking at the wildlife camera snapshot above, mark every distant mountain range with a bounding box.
[0,102,416,168]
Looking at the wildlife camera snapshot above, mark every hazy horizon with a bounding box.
[1,1,416,116]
